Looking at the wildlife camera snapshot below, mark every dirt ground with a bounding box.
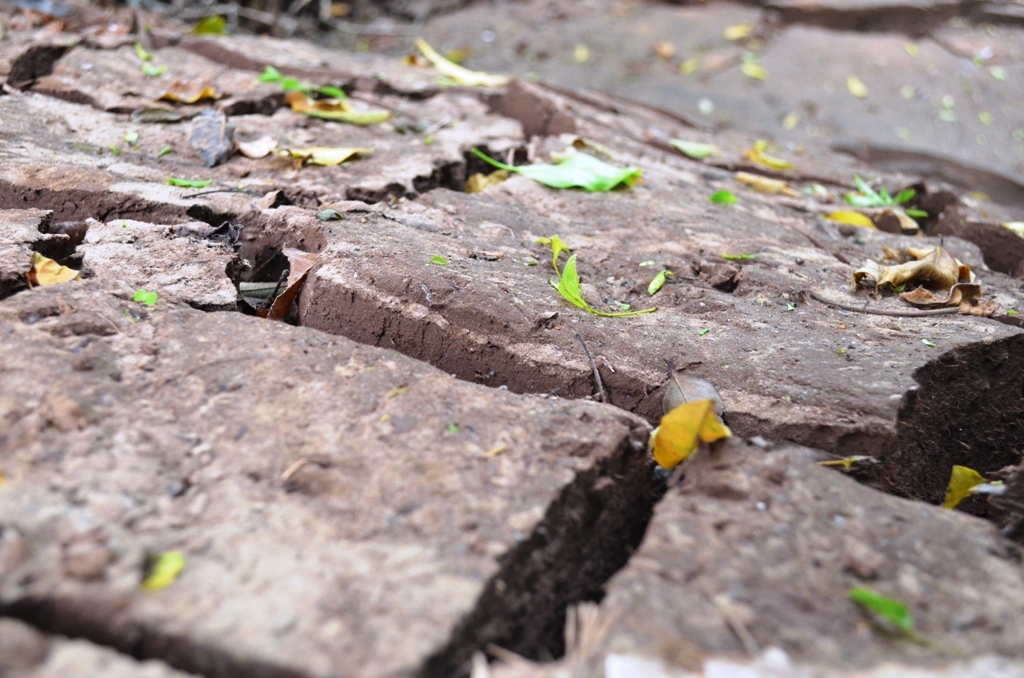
[1,0,1024,677]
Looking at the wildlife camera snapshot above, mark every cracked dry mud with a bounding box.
[1,2,1024,677]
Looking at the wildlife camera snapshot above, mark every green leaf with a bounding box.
[542,237,656,317]
[647,269,673,296]
[785,302,796,311]
[722,253,757,261]
[670,139,717,159]
[316,85,348,99]
[134,289,158,306]
[921,338,936,347]
[192,15,227,35]
[848,587,915,633]
[905,208,928,218]
[124,130,139,144]
[710,189,737,205]
[1008,309,1019,316]
[141,63,166,77]
[429,255,449,266]
[108,145,122,156]
[257,65,283,83]
[894,188,916,204]
[157,146,173,157]
[698,328,710,336]
[447,424,459,433]
[133,42,153,61]
[638,260,656,267]
[316,208,346,221]
[470,148,640,192]
[167,177,212,188]
[141,550,185,592]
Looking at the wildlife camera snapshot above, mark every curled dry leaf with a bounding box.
[735,171,797,196]
[743,140,792,170]
[465,170,509,193]
[652,398,731,471]
[236,135,278,159]
[28,251,80,287]
[827,210,875,228]
[157,79,222,104]
[281,146,374,166]
[872,208,920,234]
[264,248,318,321]
[900,282,981,307]
[853,246,971,293]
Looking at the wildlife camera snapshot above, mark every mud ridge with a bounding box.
[0,597,303,678]
[420,420,662,676]
[0,181,195,224]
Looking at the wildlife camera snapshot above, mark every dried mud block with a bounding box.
[0,208,56,295]
[0,618,192,678]
[491,80,578,139]
[590,440,1024,672]
[0,283,656,678]
[80,218,238,310]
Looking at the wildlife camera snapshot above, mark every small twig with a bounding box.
[575,332,607,403]
[808,291,960,317]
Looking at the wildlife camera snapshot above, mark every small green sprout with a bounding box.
[429,255,449,266]
[167,177,212,188]
[698,328,710,336]
[848,587,915,634]
[845,175,915,208]
[134,289,158,306]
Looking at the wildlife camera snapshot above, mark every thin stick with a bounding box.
[182,188,266,199]
[575,333,607,403]
[808,291,959,317]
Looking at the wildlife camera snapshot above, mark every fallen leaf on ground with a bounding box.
[710,189,737,205]
[191,15,227,35]
[133,289,158,306]
[236,136,278,159]
[472,148,641,191]
[264,248,318,321]
[853,246,971,294]
[827,210,876,228]
[942,465,988,509]
[465,169,509,193]
[157,80,222,104]
[284,91,391,125]
[538,235,656,317]
[281,146,374,166]
[848,587,914,634]
[735,171,797,196]
[670,139,717,159]
[429,255,448,266]
[847,75,869,98]
[723,23,753,41]
[819,455,878,471]
[131,108,199,124]
[141,550,186,591]
[415,38,509,87]
[27,251,80,287]
[647,269,673,296]
[900,282,981,307]
[652,398,732,470]
[167,177,212,188]
[743,140,792,170]
[740,60,767,80]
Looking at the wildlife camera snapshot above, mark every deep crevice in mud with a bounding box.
[419,425,663,677]
[0,181,193,224]
[887,334,1024,513]
[0,599,305,678]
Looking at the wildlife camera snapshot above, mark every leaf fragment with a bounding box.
[921,338,936,347]
[942,465,988,509]
[133,42,153,61]
[735,171,797,196]
[471,148,640,192]
[670,139,717,159]
[647,269,673,296]
[820,455,876,471]
[846,75,869,98]
[28,252,80,287]
[281,146,374,166]
[710,189,737,205]
[141,550,186,592]
[264,249,318,321]
[235,135,278,159]
[722,253,757,261]
[652,399,732,470]
[853,246,971,294]
[541,236,656,317]
[848,587,914,633]
[465,169,509,193]
[415,38,509,88]
[133,289,158,306]
[141,64,168,77]
[191,15,227,35]
[283,91,389,125]
[740,61,767,80]
[430,255,449,266]
[157,80,222,104]
[743,140,792,170]
[827,210,876,228]
[723,23,753,41]
[167,177,212,188]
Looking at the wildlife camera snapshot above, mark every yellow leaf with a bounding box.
[573,43,590,64]
[723,23,753,41]
[652,398,732,471]
[847,75,869,98]
[740,62,767,80]
[827,211,876,228]
[679,58,700,76]
[283,91,391,125]
[157,80,222,104]
[465,169,509,193]
[735,171,797,196]
[141,550,185,592]
[820,455,874,471]
[743,140,792,170]
[28,252,80,287]
[415,38,509,87]
[281,146,374,166]
[782,111,800,130]
[942,465,986,509]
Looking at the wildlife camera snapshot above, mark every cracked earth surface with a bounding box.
[1,1,1024,676]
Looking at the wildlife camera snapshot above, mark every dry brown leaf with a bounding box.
[27,252,80,287]
[900,282,981,307]
[465,170,509,193]
[283,91,391,126]
[157,80,222,104]
[263,248,318,321]
[853,246,970,292]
